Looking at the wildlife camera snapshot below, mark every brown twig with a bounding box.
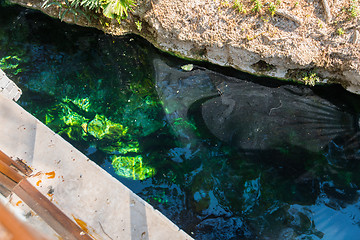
[98,222,113,240]
[275,9,302,26]
[321,0,332,23]
[352,30,359,44]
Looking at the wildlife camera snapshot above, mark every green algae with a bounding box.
[0,55,23,75]
[58,103,89,127]
[99,140,139,154]
[63,96,91,112]
[111,155,156,180]
[45,102,89,140]
[49,95,156,181]
[87,114,127,140]
[41,94,158,180]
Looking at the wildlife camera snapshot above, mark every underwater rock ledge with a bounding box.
[9,0,360,94]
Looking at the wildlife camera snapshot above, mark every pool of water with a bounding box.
[2,4,360,239]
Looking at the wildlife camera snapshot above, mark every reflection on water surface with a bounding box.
[1,4,360,240]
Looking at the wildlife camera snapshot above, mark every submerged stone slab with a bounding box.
[0,94,192,240]
[0,69,22,101]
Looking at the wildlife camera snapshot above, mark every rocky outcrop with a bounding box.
[11,0,360,93]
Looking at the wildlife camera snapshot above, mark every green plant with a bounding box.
[42,0,136,23]
[233,0,246,13]
[251,0,263,13]
[101,0,136,21]
[267,0,281,16]
[135,20,142,31]
[348,0,358,18]
[268,2,276,16]
[302,72,320,86]
[261,16,269,22]
[42,0,91,22]
[317,19,324,28]
[70,0,100,11]
[337,27,345,35]
[221,0,231,7]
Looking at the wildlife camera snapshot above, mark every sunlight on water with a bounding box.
[2,4,360,239]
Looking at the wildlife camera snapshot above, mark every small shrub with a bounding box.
[348,0,358,18]
[70,0,100,10]
[102,0,136,20]
[268,2,276,16]
[43,0,136,23]
[135,20,142,31]
[221,0,231,7]
[251,0,263,13]
[302,72,320,86]
[317,19,324,28]
[267,0,281,16]
[233,0,247,13]
[337,28,345,35]
[43,0,91,22]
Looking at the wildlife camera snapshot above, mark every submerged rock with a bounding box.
[201,81,357,154]
[87,114,127,140]
[111,155,156,180]
[154,59,360,239]
[154,59,360,160]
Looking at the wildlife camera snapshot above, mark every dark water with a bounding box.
[2,4,360,239]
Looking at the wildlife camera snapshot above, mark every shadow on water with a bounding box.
[154,59,360,239]
[2,4,360,240]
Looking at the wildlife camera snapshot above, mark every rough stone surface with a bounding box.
[9,0,360,93]
[0,69,22,101]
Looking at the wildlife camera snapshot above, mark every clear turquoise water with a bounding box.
[2,4,360,239]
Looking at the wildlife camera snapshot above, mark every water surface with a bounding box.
[2,4,360,239]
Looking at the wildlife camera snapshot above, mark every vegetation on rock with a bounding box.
[43,0,135,22]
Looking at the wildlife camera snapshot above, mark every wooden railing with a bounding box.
[0,201,47,240]
[0,151,93,240]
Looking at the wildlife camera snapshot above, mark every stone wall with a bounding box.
[9,0,360,93]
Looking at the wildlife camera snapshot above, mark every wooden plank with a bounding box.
[0,159,23,183]
[0,222,12,240]
[0,201,48,240]
[14,158,33,176]
[0,183,11,197]
[0,151,14,166]
[0,150,32,176]
[13,179,93,240]
[0,151,92,239]
[0,172,17,191]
